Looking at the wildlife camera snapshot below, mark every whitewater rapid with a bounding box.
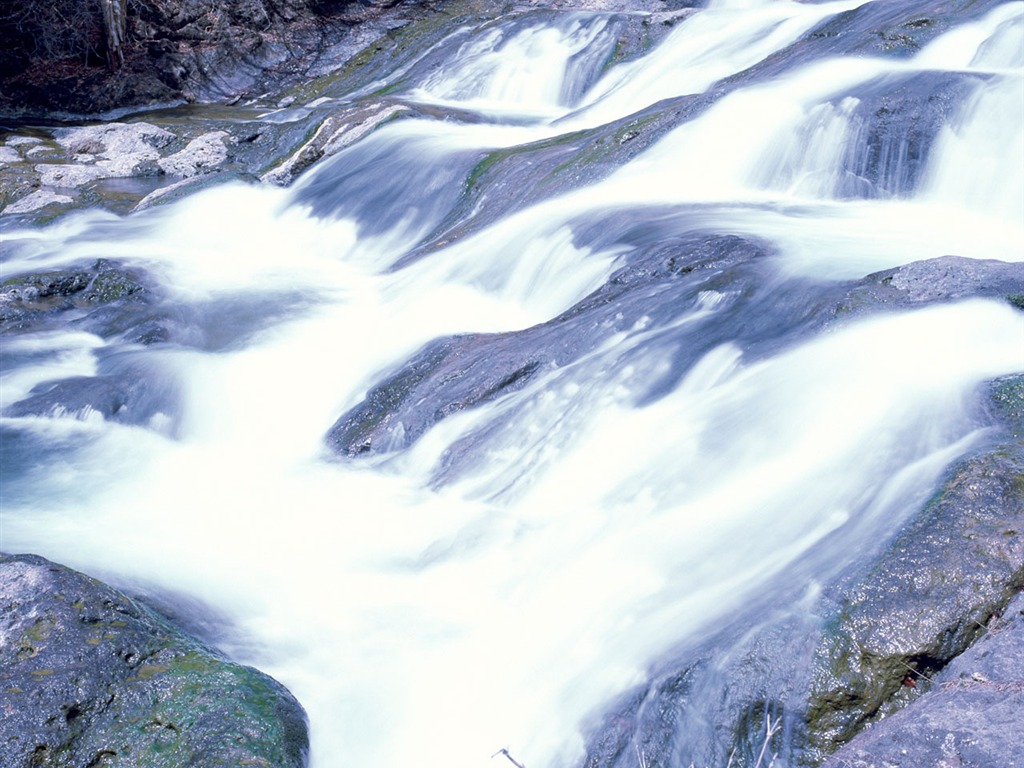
[2,1,1023,766]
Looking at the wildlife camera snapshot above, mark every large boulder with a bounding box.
[0,553,308,768]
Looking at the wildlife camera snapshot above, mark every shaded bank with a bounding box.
[0,0,442,119]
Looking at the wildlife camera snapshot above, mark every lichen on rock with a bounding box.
[0,553,309,768]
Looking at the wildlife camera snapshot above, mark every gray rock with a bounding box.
[158,131,231,177]
[0,553,308,768]
[803,372,1024,762]
[0,260,153,338]
[2,190,75,215]
[822,592,1024,768]
[44,122,178,185]
[840,256,1024,311]
[5,137,42,147]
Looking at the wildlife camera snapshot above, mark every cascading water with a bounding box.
[2,1,1023,766]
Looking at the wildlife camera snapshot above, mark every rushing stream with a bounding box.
[2,0,1023,766]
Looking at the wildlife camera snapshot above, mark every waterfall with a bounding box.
[2,1,1023,767]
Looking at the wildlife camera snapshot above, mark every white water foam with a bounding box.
[2,3,1023,768]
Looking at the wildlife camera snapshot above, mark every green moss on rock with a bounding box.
[804,380,1024,761]
[0,554,308,768]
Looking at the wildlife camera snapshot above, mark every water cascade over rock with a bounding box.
[2,0,1023,766]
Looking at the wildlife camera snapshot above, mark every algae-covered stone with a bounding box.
[805,375,1024,761]
[578,363,1024,768]
[0,554,308,768]
[0,260,149,336]
[822,591,1024,768]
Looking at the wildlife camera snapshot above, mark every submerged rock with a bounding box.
[4,363,180,432]
[0,553,308,768]
[0,260,156,339]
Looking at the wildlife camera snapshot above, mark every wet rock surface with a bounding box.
[334,240,1024,767]
[1,260,159,339]
[579,369,1024,768]
[821,594,1024,768]
[811,375,1024,767]
[327,236,1024,469]
[1,1,1021,764]
[0,553,308,768]
[326,233,775,461]
[804,375,1024,761]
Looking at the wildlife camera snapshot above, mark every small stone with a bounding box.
[158,131,231,177]
[3,189,74,215]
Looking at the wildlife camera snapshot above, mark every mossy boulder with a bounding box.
[0,553,308,768]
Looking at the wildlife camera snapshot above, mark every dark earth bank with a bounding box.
[0,0,443,119]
